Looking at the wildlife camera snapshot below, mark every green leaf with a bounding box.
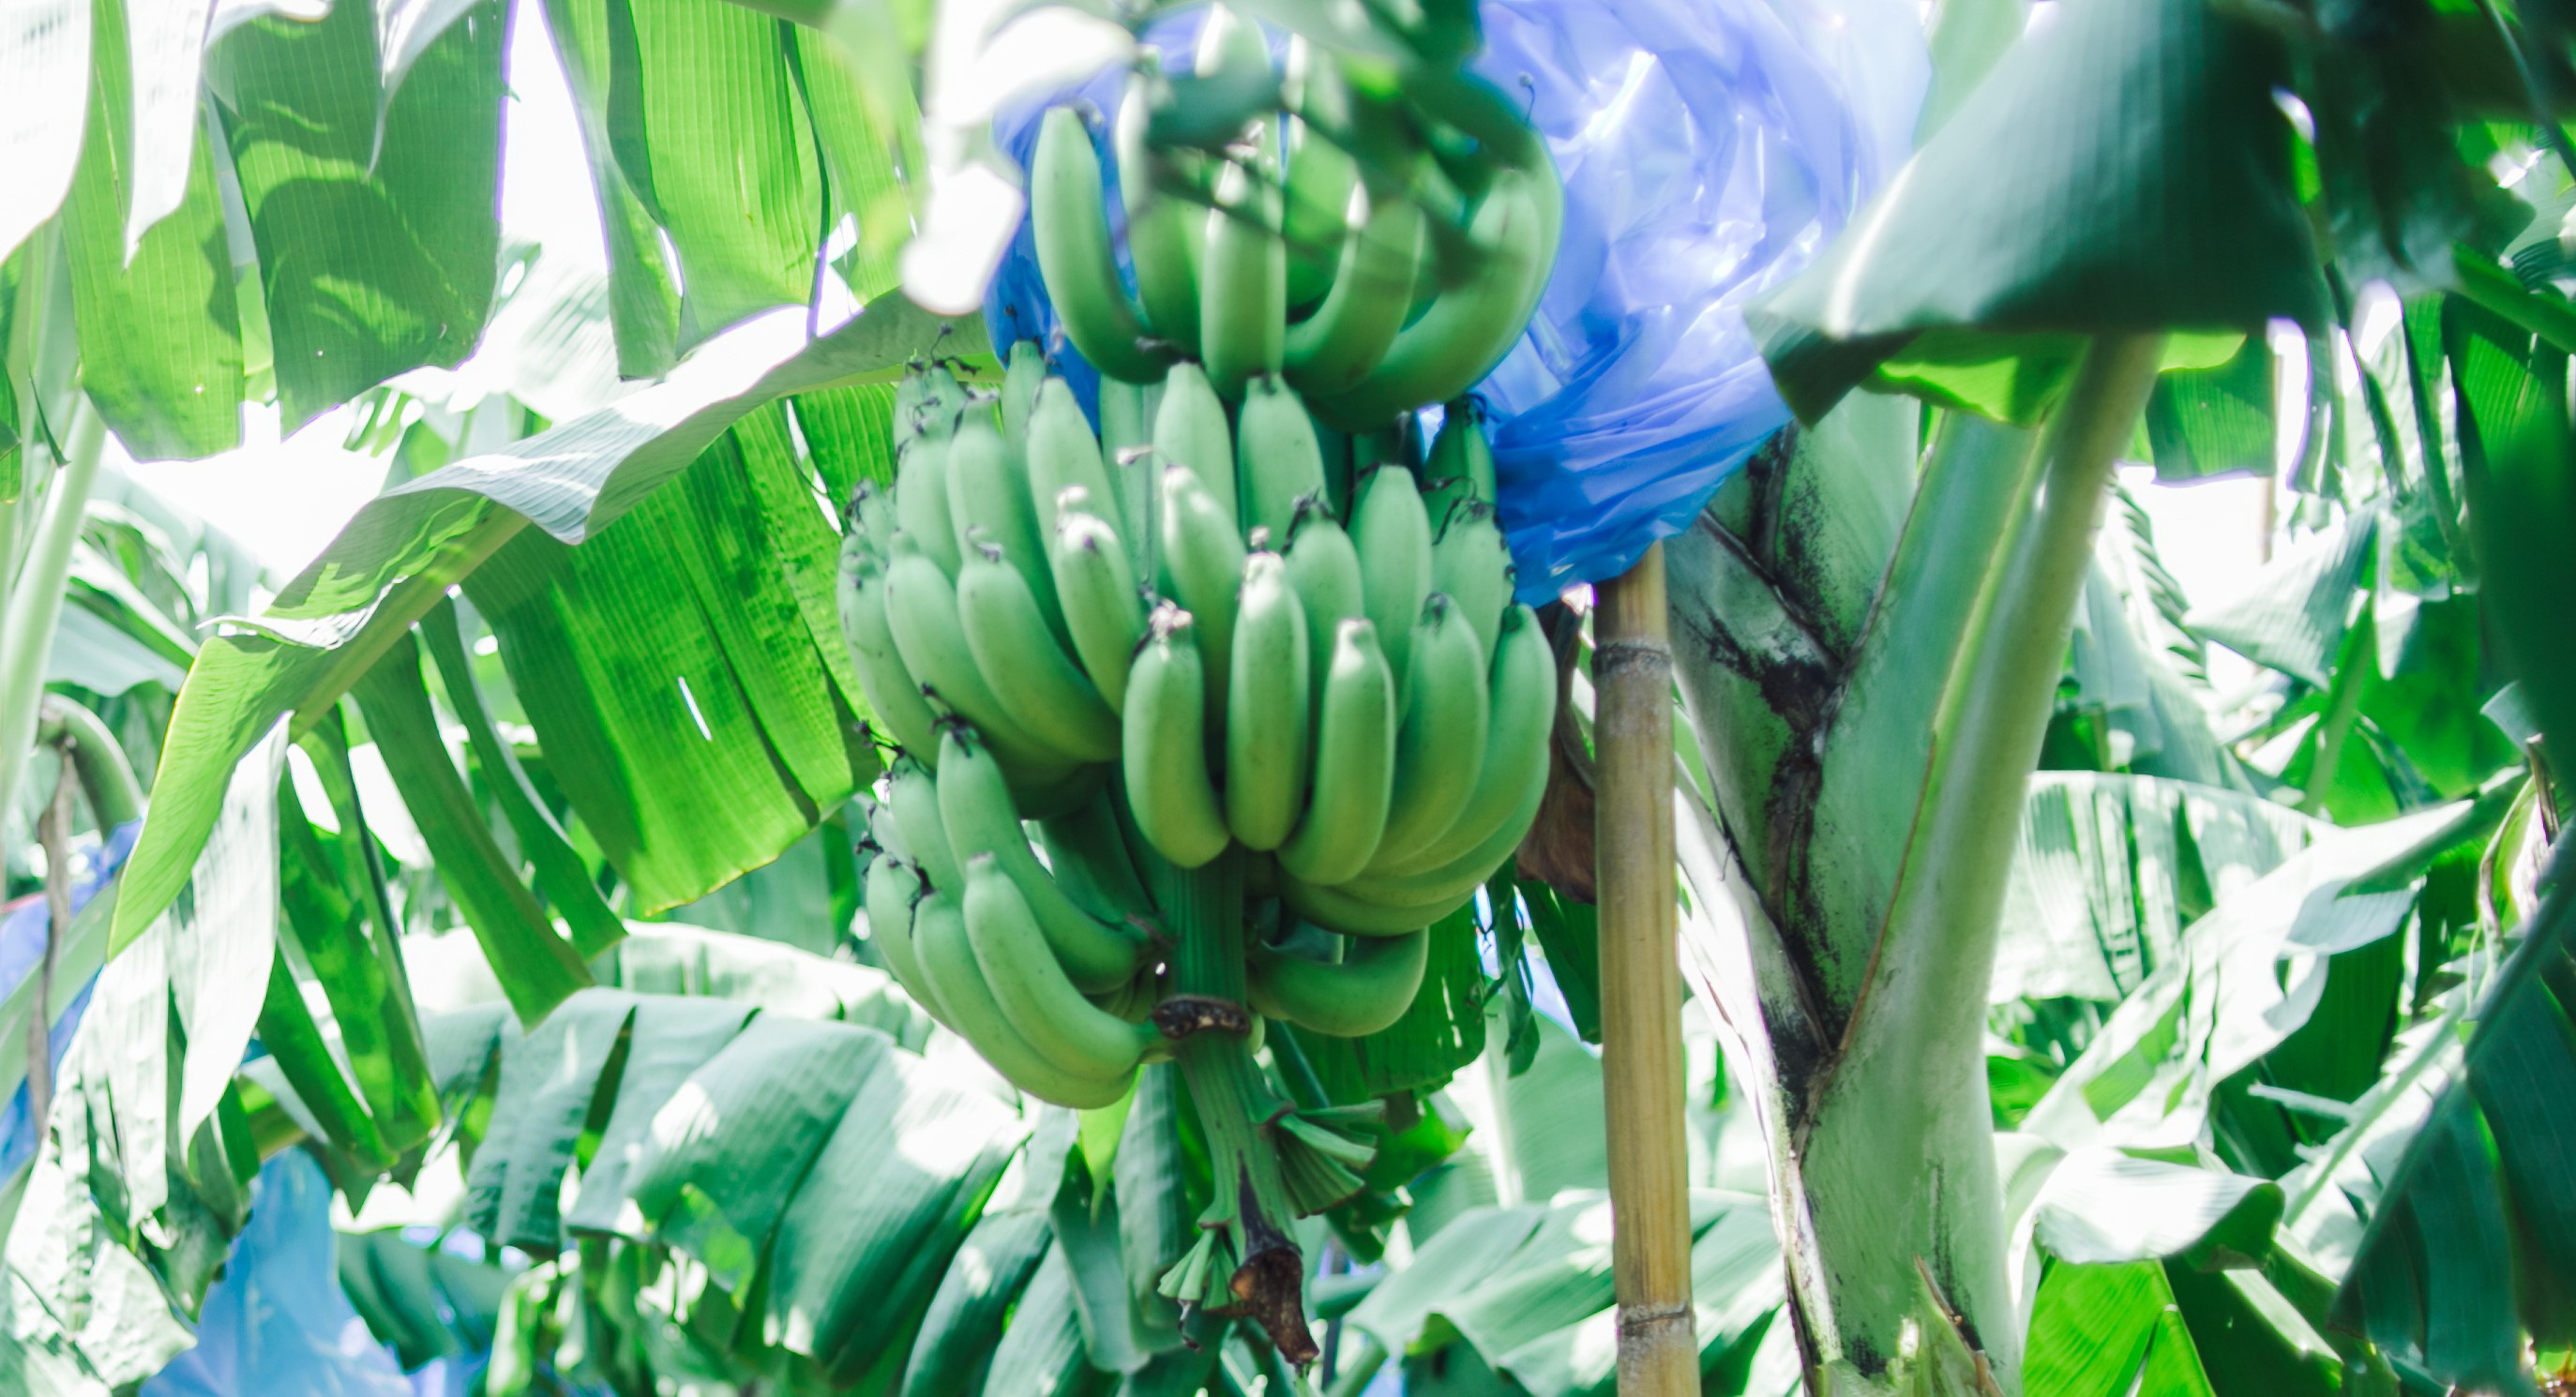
[352,632,593,1023]
[1751,0,2326,421]
[111,295,962,960]
[61,0,243,460]
[610,0,821,348]
[2030,1149,2282,1268]
[982,1240,1109,1397]
[2026,1259,2214,1397]
[539,0,683,377]
[0,0,88,263]
[338,1226,514,1370]
[899,1208,1053,1397]
[206,0,505,429]
[421,601,626,957]
[2146,332,2275,481]
[559,994,758,1231]
[461,989,639,1252]
[2187,510,2377,688]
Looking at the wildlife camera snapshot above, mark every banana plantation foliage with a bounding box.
[0,0,2569,1394]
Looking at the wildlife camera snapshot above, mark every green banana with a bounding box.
[1097,376,1160,579]
[1032,105,1173,384]
[1427,397,1499,503]
[1368,603,1552,877]
[1152,361,1236,523]
[1281,109,1358,312]
[1246,927,1427,1037]
[935,726,1143,992]
[1027,377,1122,544]
[1276,868,1473,938]
[1333,771,1543,910]
[963,854,1163,1080]
[946,411,1064,641]
[838,557,943,762]
[1350,466,1433,695]
[1116,71,1203,358]
[1281,499,1366,731]
[864,852,943,1021]
[1001,339,1047,441]
[1283,183,1424,399]
[1011,759,1110,823]
[1275,617,1397,887]
[1372,593,1490,867]
[1201,157,1287,400]
[1430,499,1513,666]
[957,544,1122,761]
[1122,606,1231,868]
[1036,786,1155,924]
[1158,463,1248,732]
[1049,505,1150,712]
[882,537,1072,779]
[1236,374,1330,545]
[1317,159,1559,428]
[848,480,897,566]
[1224,551,1311,851]
[912,889,1136,1108]
[896,406,964,575]
[889,756,962,893]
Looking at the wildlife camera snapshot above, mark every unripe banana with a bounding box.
[1372,594,1490,867]
[1032,106,1174,384]
[1116,71,1203,358]
[839,558,943,762]
[963,854,1162,1080]
[1049,505,1150,712]
[1152,361,1236,523]
[1284,183,1424,399]
[1427,397,1499,503]
[912,888,1136,1108]
[957,544,1122,761]
[1224,551,1311,850]
[1333,770,1543,909]
[1122,606,1230,868]
[864,853,944,1021]
[896,409,964,575]
[1350,467,1433,695]
[1275,869,1474,939]
[1236,374,1330,545]
[1001,339,1047,441]
[1317,160,1559,428]
[1368,603,1551,878]
[1201,158,1287,400]
[1281,112,1357,312]
[1247,927,1427,1037]
[1036,787,1155,924]
[1011,759,1109,823]
[1276,617,1397,886]
[1158,464,1247,732]
[935,727,1143,992]
[882,537,1073,779]
[1027,377,1122,544]
[848,480,897,566]
[1282,500,1366,731]
[947,411,1064,642]
[1096,377,1159,575]
[889,755,962,892]
[1430,499,1512,666]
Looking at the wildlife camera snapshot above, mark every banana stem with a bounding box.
[1145,847,1320,1365]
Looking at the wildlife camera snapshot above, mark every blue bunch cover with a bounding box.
[0,819,138,1181]
[984,0,1921,599]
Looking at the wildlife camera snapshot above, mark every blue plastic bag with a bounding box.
[1471,0,1922,599]
[0,819,138,1181]
[142,1152,453,1397]
[983,0,1922,599]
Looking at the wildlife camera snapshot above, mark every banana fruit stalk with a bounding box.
[837,9,1559,1360]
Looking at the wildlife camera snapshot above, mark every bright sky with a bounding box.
[112,11,2278,627]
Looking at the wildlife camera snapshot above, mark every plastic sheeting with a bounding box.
[141,1152,470,1397]
[982,0,1921,600]
[0,820,137,1182]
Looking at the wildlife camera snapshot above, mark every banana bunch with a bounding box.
[1027,5,1562,430]
[841,351,1551,1033]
